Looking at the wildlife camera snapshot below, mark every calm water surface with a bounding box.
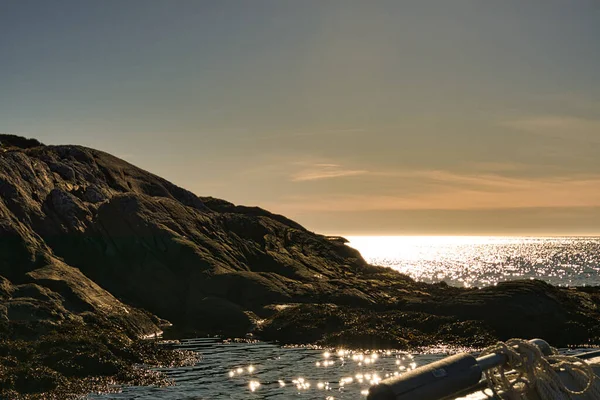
[89,338,452,400]
[90,237,600,399]
[88,340,591,400]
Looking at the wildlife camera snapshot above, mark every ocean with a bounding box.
[90,236,600,399]
[347,236,600,287]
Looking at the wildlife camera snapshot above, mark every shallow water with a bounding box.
[87,339,596,400]
[88,338,452,399]
[347,236,600,287]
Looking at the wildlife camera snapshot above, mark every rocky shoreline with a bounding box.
[0,317,198,400]
[1,134,599,398]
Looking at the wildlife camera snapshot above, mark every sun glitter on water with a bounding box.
[226,347,422,397]
[345,236,600,287]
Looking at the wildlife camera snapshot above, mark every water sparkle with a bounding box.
[347,236,600,287]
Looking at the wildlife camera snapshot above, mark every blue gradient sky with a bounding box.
[2,1,600,234]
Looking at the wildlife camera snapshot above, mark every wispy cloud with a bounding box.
[268,169,600,213]
[313,163,340,168]
[465,161,525,172]
[291,163,368,181]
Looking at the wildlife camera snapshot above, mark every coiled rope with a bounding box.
[479,339,600,400]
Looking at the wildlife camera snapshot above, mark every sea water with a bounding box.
[347,236,600,287]
[90,237,600,399]
[88,338,452,399]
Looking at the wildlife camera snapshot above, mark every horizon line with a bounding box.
[322,233,600,238]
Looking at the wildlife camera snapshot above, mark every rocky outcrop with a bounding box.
[1,135,370,331]
[1,134,600,398]
[258,274,600,350]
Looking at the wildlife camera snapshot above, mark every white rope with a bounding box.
[479,339,600,400]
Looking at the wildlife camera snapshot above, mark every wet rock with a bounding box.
[186,296,252,336]
[258,304,464,349]
[408,280,599,347]
[0,319,196,399]
[13,365,65,393]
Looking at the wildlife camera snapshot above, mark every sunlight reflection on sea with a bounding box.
[89,339,462,399]
[346,236,600,287]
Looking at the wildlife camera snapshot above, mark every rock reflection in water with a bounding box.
[89,338,456,399]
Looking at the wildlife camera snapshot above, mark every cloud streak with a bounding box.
[291,163,368,181]
[270,169,600,213]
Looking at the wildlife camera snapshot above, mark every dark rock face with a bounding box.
[1,139,369,331]
[0,134,43,150]
[1,134,600,397]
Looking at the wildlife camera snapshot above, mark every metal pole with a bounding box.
[367,339,566,400]
[441,347,600,400]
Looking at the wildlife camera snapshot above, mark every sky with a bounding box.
[2,0,600,235]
